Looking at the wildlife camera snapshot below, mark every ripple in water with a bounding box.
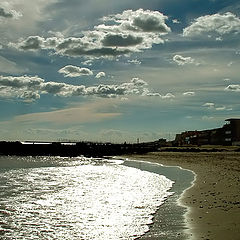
[0,156,173,239]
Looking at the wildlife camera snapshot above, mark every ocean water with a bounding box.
[0,156,174,240]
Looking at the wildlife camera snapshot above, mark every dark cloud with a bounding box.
[102,34,143,47]
[0,7,13,18]
[16,36,44,51]
[132,15,169,32]
[61,46,132,57]
[0,75,44,88]
[19,91,40,102]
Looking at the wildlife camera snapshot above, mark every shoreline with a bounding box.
[123,158,195,240]
[122,152,240,240]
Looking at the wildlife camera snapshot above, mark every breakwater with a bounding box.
[0,141,160,157]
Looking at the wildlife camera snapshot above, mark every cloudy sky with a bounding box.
[0,0,240,142]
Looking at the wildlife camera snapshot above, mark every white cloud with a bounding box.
[225,84,240,92]
[183,12,240,38]
[161,93,175,99]
[183,91,195,96]
[173,54,196,66]
[82,59,93,66]
[0,75,165,101]
[202,102,230,111]
[215,106,226,111]
[172,19,180,24]
[215,37,223,41]
[10,9,171,59]
[95,72,106,79]
[142,91,161,97]
[127,59,141,65]
[203,102,215,109]
[0,75,44,88]
[58,65,93,77]
[141,88,175,99]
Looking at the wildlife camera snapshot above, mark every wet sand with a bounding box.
[124,151,240,240]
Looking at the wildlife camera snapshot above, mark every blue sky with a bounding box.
[0,0,240,142]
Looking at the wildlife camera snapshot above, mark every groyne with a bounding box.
[0,141,159,157]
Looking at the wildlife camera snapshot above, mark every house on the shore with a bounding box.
[174,118,240,146]
[226,118,240,146]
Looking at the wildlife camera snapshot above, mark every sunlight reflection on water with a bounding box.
[0,156,173,239]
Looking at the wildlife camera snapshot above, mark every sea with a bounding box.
[0,155,194,240]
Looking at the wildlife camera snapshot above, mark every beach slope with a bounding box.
[125,152,240,240]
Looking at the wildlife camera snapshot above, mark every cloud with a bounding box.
[183,12,240,38]
[0,75,164,101]
[225,84,240,92]
[0,75,44,88]
[0,75,44,101]
[13,36,44,51]
[161,93,175,99]
[142,88,175,99]
[215,106,226,111]
[203,102,215,109]
[103,9,170,33]
[183,91,195,96]
[173,55,196,66]
[15,103,121,124]
[10,9,171,58]
[0,7,13,18]
[82,59,93,66]
[0,6,22,19]
[19,91,40,102]
[172,19,180,24]
[127,59,141,65]
[101,34,143,47]
[58,65,93,77]
[142,91,161,97]
[95,72,106,79]
[202,102,230,111]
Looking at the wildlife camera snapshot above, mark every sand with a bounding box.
[124,151,240,240]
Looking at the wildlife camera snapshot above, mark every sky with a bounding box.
[0,0,240,143]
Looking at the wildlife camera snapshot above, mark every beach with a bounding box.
[124,151,240,240]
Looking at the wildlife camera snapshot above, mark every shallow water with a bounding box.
[124,159,195,240]
[0,156,174,239]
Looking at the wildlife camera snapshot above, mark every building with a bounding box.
[225,118,240,146]
[174,118,240,146]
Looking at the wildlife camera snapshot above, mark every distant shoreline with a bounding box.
[123,152,240,240]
